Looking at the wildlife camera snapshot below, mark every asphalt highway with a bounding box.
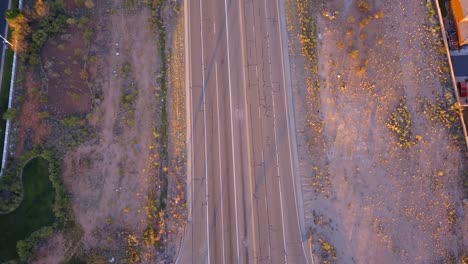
[178,0,310,263]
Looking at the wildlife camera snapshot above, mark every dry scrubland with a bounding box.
[5,0,186,263]
[59,1,186,263]
[286,0,468,263]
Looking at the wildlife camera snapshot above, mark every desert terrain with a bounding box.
[286,0,468,262]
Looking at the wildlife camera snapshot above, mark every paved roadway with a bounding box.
[178,0,310,263]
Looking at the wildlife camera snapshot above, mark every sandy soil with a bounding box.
[286,0,468,263]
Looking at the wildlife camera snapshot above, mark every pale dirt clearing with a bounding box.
[286,0,467,263]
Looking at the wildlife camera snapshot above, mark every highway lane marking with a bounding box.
[274,0,312,262]
[215,62,226,264]
[199,0,211,262]
[223,0,241,261]
[265,195,271,260]
[271,89,287,263]
[238,0,259,262]
[263,0,288,261]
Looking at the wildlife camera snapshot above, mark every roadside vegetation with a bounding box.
[0,149,69,262]
[0,0,95,262]
[0,157,53,262]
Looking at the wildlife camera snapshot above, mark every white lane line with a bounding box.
[263,0,288,262]
[215,62,226,264]
[223,0,241,261]
[265,196,271,259]
[199,0,211,263]
[271,91,288,263]
[274,0,312,263]
[237,0,259,261]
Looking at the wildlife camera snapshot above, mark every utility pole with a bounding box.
[0,34,12,47]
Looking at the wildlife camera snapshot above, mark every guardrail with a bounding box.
[0,0,22,176]
[433,0,468,149]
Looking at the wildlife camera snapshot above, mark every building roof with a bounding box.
[451,0,468,46]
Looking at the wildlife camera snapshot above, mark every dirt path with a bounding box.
[287,0,467,262]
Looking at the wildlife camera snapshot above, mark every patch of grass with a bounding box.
[425,1,436,19]
[61,116,83,127]
[318,238,337,261]
[357,1,370,12]
[387,99,417,148]
[348,49,359,59]
[0,157,55,262]
[119,62,131,78]
[120,89,138,127]
[3,108,17,121]
[145,0,168,211]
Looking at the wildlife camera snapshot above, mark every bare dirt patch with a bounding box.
[14,71,51,156]
[287,0,468,262]
[41,25,92,118]
[59,0,184,262]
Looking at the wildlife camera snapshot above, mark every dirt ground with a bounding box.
[55,0,185,262]
[61,0,162,261]
[287,0,468,263]
[9,0,187,262]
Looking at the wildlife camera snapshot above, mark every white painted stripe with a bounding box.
[199,0,211,263]
[215,62,226,264]
[237,0,259,261]
[223,0,241,261]
[264,1,288,261]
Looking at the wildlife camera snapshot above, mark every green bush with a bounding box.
[61,116,82,127]
[3,108,17,121]
[5,9,20,20]
[16,226,53,262]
